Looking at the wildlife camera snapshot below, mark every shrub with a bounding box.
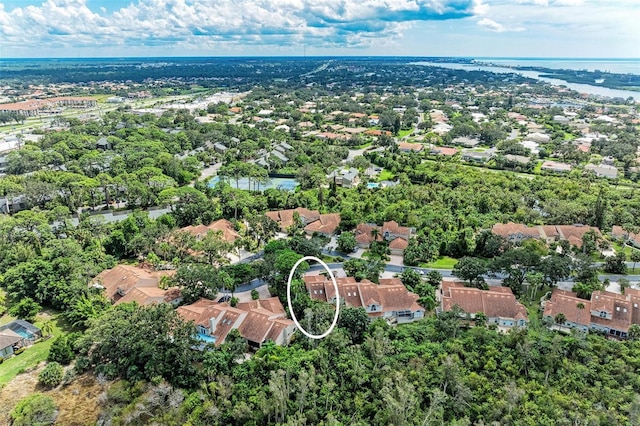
[14,347,26,355]
[251,289,260,300]
[8,297,41,322]
[47,335,74,365]
[38,362,64,388]
[10,393,58,426]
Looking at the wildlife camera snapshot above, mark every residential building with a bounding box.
[328,168,360,188]
[439,282,529,329]
[541,160,572,173]
[543,288,640,339]
[430,146,458,157]
[303,275,425,324]
[585,163,618,179]
[180,219,240,244]
[91,264,181,306]
[491,222,602,248]
[452,136,480,148]
[398,142,423,152]
[355,220,413,255]
[177,297,296,347]
[266,207,341,237]
[611,225,640,249]
[461,150,493,163]
[0,320,41,358]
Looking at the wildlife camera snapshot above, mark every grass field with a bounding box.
[421,256,458,269]
[0,312,70,387]
[397,129,413,138]
[377,169,395,181]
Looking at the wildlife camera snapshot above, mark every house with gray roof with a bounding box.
[585,163,618,179]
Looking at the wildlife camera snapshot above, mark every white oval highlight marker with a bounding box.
[286,256,340,340]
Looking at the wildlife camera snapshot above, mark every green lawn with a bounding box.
[377,169,395,181]
[0,313,70,386]
[420,256,459,269]
[397,129,413,138]
[353,141,372,150]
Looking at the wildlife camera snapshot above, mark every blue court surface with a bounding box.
[209,176,298,192]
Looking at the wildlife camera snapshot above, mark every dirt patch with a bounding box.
[0,365,104,425]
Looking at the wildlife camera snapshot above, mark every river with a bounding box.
[412,61,638,100]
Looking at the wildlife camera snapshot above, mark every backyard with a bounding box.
[0,312,69,386]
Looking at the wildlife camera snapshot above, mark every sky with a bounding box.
[0,0,638,58]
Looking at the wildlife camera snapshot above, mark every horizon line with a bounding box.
[1,55,639,61]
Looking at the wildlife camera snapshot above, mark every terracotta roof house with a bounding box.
[91,264,181,306]
[491,222,541,244]
[266,207,340,237]
[303,275,424,324]
[398,142,423,152]
[177,296,295,347]
[439,282,528,329]
[180,219,240,244]
[611,225,640,248]
[430,146,458,157]
[491,222,601,248]
[354,221,413,255]
[543,288,640,339]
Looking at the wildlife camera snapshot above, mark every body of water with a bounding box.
[413,61,639,100]
[474,58,640,76]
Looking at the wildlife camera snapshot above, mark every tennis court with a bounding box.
[209,176,298,192]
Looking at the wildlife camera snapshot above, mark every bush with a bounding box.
[251,289,260,300]
[38,362,64,388]
[8,297,41,322]
[14,347,26,355]
[48,335,74,365]
[10,393,58,426]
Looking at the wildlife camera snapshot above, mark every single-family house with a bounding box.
[180,219,240,244]
[430,146,458,157]
[96,137,112,150]
[461,150,493,163]
[0,330,24,358]
[398,142,423,152]
[452,137,481,148]
[439,282,529,329]
[0,320,41,358]
[303,275,425,324]
[611,225,640,249]
[585,163,618,179]
[213,142,228,154]
[91,264,181,306]
[328,168,360,188]
[177,297,296,348]
[266,207,341,237]
[502,154,531,166]
[525,132,551,144]
[354,220,412,255]
[541,161,572,173]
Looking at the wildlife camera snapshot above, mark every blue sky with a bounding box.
[0,0,638,58]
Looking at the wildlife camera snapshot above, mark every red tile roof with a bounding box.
[441,282,528,321]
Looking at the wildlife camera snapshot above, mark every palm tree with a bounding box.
[40,319,54,338]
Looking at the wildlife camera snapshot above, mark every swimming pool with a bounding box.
[367,182,380,188]
[15,329,35,339]
[209,176,298,192]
